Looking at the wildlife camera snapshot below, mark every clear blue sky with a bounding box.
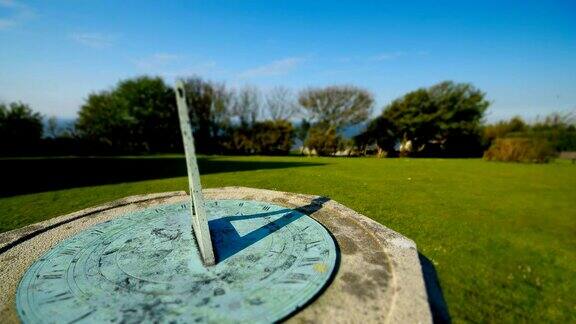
[1,0,575,121]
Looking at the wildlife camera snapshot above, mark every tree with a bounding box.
[354,115,398,156]
[298,85,373,130]
[231,86,261,127]
[376,81,489,156]
[182,77,232,153]
[76,76,179,153]
[265,86,300,121]
[0,102,44,154]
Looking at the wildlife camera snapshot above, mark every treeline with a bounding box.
[1,76,574,161]
[354,82,576,161]
[1,76,372,156]
[75,77,314,155]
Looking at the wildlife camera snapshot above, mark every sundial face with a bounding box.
[16,200,337,323]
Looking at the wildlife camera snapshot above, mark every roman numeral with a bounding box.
[41,270,65,280]
[59,248,78,256]
[40,291,73,304]
[304,240,321,251]
[298,257,321,266]
[42,274,64,279]
[69,310,95,323]
[277,272,310,284]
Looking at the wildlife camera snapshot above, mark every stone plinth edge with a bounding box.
[0,187,432,323]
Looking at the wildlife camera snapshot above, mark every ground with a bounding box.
[1,156,575,322]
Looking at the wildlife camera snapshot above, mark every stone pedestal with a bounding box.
[0,187,432,323]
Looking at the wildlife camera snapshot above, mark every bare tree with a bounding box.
[265,86,300,121]
[298,85,374,130]
[179,76,235,155]
[231,85,261,126]
[209,82,232,131]
[183,76,232,142]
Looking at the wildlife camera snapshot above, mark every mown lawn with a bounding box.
[1,156,575,322]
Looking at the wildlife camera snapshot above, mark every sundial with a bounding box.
[15,199,337,323]
[13,81,337,323]
[0,81,432,323]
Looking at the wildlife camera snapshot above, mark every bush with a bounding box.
[483,138,556,163]
[251,120,294,155]
[305,125,345,156]
[223,120,294,155]
[483,113,576,152]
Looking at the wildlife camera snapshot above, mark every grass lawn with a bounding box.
[1,156,575,322]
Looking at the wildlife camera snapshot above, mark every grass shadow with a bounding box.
[419,253,451,323]
[0,156,325,198]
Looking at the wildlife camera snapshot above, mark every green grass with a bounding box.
[1,156,575,322]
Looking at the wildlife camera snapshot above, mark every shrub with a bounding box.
[222,120,294,155]
[305,125,345,156]
[483,138,556,163]
[251,120,294,155]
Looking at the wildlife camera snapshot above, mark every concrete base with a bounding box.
[0,187,432,323]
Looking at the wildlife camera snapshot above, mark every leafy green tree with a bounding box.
[0,102,43,154]
[298,85,373,131]
[374,81,489,156]
[76,76,179,153]
[354,116,398,156]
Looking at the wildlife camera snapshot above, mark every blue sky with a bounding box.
[1,0,575,121]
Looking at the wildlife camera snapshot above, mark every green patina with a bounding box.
[16,200,337,323]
